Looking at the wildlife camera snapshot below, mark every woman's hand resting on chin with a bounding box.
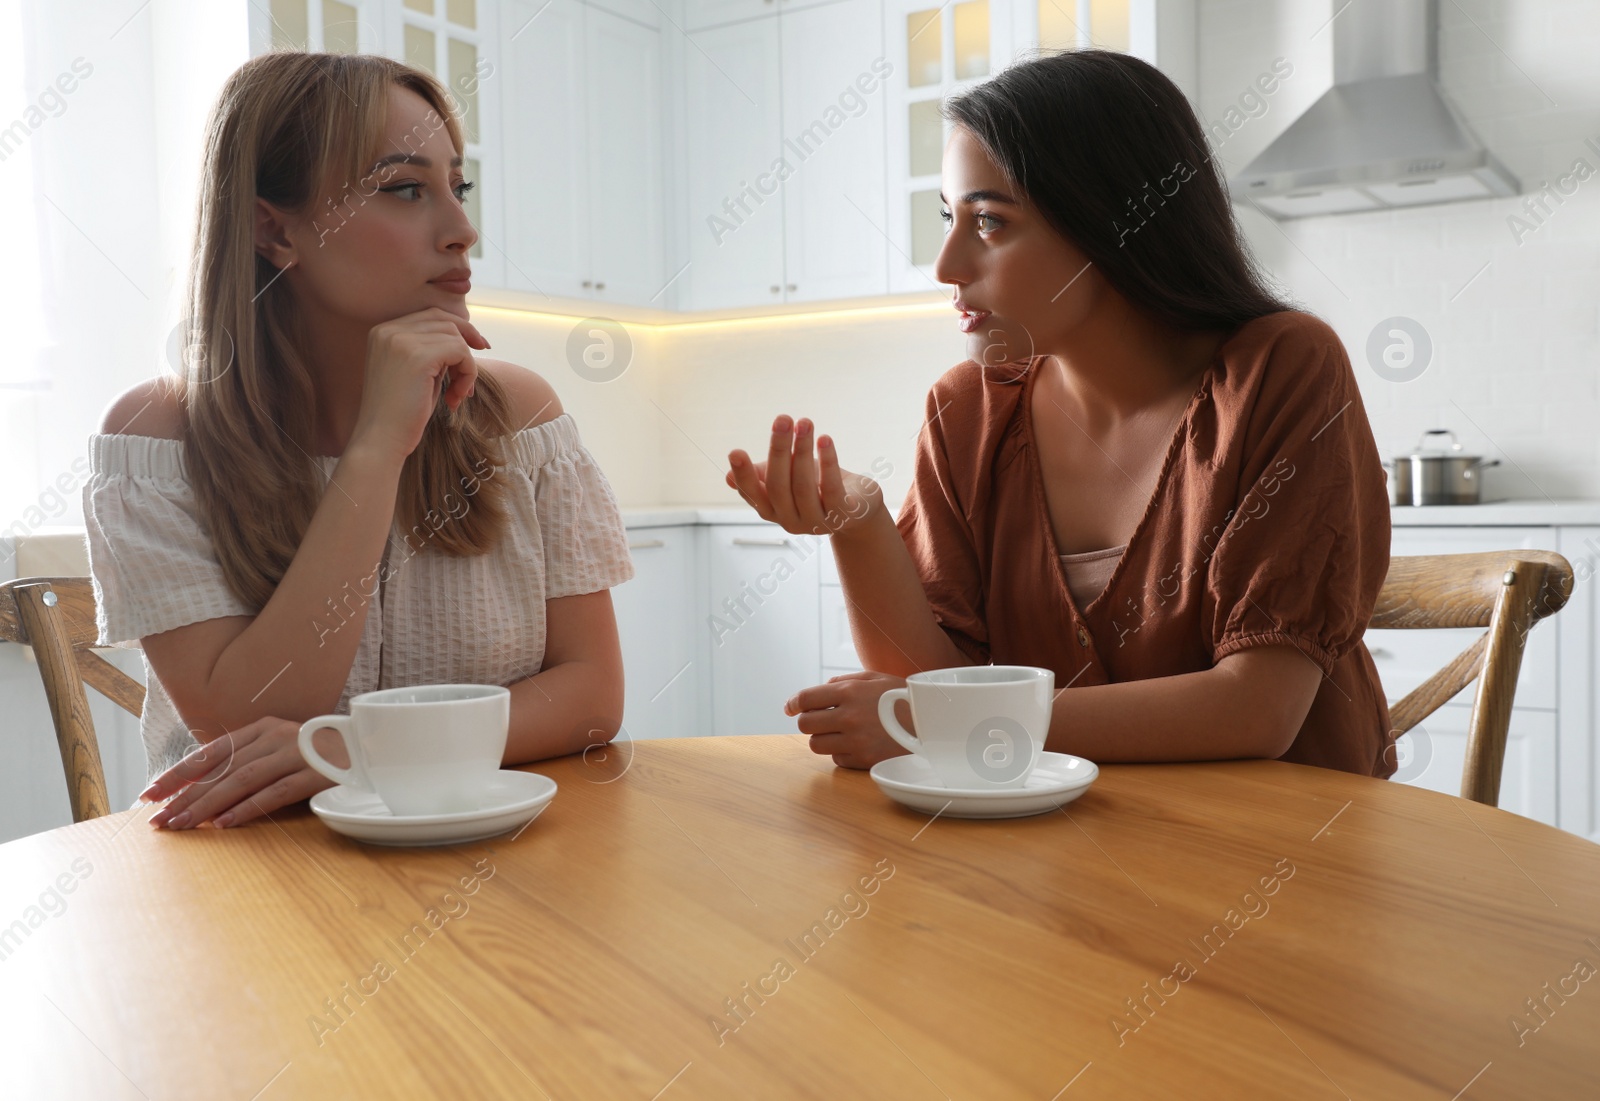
[142,717,341,829]
[786,670,915,769]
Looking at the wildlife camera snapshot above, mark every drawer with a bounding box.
[820,583,861,669]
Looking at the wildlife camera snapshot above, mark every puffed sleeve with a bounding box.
[894,381,992,665]
[1203,331,1391,674]
[510,414,636,600]
[82,434,257,648]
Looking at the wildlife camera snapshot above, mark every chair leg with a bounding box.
[1461,564,1544,808]
[13,583,111,823]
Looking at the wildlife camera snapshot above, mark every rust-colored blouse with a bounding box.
[894,311,1395,778]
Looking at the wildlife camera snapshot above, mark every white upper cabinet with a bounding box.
[778,0,890,303]
[684,0,841,33]
[679,0,889,310]
[583,6,667,304]
[679,17,787,310]
[502,0,592,298]
[497,0,667,304]
[334,0,1196,309]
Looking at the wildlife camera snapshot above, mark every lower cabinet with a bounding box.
[706,525,823,736]
[614,523,825,740]
[610,526,705,741]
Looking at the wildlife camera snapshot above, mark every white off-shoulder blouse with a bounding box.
[82,413,635,789]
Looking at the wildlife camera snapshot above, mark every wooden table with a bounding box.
[2,736,1597,1099]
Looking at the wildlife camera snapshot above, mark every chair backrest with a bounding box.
[1371,551,1573,807]
[0,576,145,823]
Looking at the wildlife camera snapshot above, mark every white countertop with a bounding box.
[621,499,1600,528]
[1381,499,1600,526]
[9,499,1600,580]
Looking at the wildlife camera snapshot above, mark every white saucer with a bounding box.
[309,770,557,847]
[869,751,1098,819]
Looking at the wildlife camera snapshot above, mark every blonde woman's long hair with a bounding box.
[179,51,514,610]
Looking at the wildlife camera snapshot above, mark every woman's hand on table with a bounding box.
[727,414,883,538]
[142,717,339,829]
[787,671,912,769]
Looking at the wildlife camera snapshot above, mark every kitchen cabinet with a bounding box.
[779,0,891,303]
[281,0,1198,312]
[501,0,666,303]
[684,0,845,32]
[705,525,823,736]
[609,526,707,740]
[882,0,1014,293]
[882,0,1196,293]
[679,17,787,310]
[679,0,889,309]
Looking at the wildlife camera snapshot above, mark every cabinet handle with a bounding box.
[1369,647,1393,660]
[581,280,592,288]
[595,281,606,290]
[769,285,780,293]
[786,283,797,291]
[628,539,666,550]
[733,537,792,547]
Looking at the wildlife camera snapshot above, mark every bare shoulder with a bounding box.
[478,359,564,431]
[98,376,184,439]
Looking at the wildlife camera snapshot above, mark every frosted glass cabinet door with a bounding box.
[707,526,823,737]
[680,18,787,310]
[779,0,890,303]
[501,0,592,297]
[583,6,666,305]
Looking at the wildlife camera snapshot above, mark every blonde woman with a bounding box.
[84,52,633,830]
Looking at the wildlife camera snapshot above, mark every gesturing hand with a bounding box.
[786,670,913,770]
[727,415,884,539]
[142,717,341,830]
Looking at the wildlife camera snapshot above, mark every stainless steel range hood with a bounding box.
[1229,0,1519,218]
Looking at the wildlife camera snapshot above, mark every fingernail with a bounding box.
[214,813,235,828]
[167,810,191,829]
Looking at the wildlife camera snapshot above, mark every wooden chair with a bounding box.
[1372,551,1573,808]
[0,577,145,823]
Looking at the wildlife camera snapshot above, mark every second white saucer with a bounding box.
[869,751,1098,819]
[309,769,557,847]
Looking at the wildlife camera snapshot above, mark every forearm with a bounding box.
[831,506,971,676]
[203,445,404,725]
[503,659,625,765]
[1045,656,1306,763]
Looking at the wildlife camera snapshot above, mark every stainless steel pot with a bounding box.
[1386,429,1499,506]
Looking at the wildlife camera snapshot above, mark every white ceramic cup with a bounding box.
[877,666,1055,789]
[298,684,510,816]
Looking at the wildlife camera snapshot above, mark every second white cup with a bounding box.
[878,666,1055,789]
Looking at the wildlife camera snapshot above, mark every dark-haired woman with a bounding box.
[726,50,1395,777]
